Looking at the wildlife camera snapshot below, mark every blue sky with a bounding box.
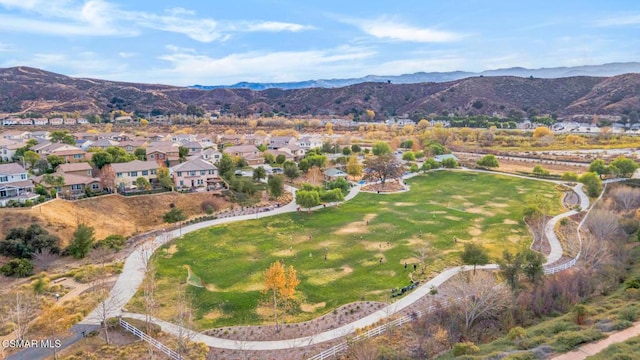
[0,0,638,86]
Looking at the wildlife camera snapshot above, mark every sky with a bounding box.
[0,0,638,86]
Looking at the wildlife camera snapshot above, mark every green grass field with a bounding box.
[128,171,563,329]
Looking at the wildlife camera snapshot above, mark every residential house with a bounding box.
[15,118,33,126]
[1,118,17,126]
[323,168,348,181]
[56,162,94,177]
[280,144,306,161]
[77,118,89,125]
[200,148,223,163]
[1,130,31,141]
[73,132,100,141]
[223,145,263,165]
[0,139,20,162]
[218,134,245,146]
[170,158,219,190]
[30,131,50,141]
[298,136,323,150]
[49,118,64,125]
[34,173,102,199]
[63,118,77,125]
[33,118,49,126]
[180,140,204,155]
[265,149,294,163]
[105,160,159,191]
[244,134,269,146]
[0,163,37,206]
[268,136,297,150]
[45,144,89,163]
[146,143,180,166]
[118,140,147,154]
[86,138,119,151]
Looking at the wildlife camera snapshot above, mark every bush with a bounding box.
[452,341,479,356]
[320,188,345,203]
[97,235,126,251]
[163,208,187,223]
[200,200,218,215]
[508,326,527,341]
[624,276,640,290]
[618,306,638,322]
[1,258,34,277]
[572,304,589,325]
[551,329,604,352]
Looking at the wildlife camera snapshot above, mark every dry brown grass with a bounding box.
[0,192,231,245]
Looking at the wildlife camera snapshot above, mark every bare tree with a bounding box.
[8,289,40,340]
[448,271,508,336]
[173,285,197,358]
[415,241,435,275]
[575,232,613,272]
[143,262,158,359]
[585,208,620,242]
[610,186,640,212]
[347,338,380,360]
[32,250,58,271]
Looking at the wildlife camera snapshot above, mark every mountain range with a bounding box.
[192,62,640,90]
[1,65,639,119]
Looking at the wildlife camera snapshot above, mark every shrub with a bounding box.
[452,341,479,356]
[624,276,640,290]
[163,208,187,223]
[551,329,604,352]
[97,235,126,251]
[572,304,589,325]
[618,306,638,322]
[508,326,527,341]
[0,258,34,277]
[200,200,218,215]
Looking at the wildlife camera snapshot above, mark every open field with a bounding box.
[0,192,230,245]
[129,171,564,329]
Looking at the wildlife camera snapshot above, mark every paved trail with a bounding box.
[551,321,640,360]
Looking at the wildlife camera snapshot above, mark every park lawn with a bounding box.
[128,171,564,330]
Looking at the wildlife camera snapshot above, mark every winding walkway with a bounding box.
[78,171,591,351]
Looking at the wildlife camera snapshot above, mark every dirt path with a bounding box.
[551,321,640,360]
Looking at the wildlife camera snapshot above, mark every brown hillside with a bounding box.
[1,66,639,118]
[0,192,230,246]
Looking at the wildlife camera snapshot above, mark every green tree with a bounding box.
[460,243,489,275]
[351,144,361,153]
[341,147,352,156]
[217,153,235,180]
[0,259,34,277]
[163,208,186,223]
[67,224,95,259]
[421,158,440,172]
[372,142,392,156]
[157,167,174,189]
[0,224,60,259]
[134,147,147,160]
[23,150,41,168]
[267,175,284,198]
[306,154,327,168]
[235,157,248,168]
[297,158,310,173]
[498,250,522,292]
[283,162,300,181]
[477,154,499,168]
[46,154,65,170]
[253,166,267,181]
[275,154,286,165]
[611,156,638,177]
[579,172,603,197]
[441,158,458,168]
[91,151,113,169]
[296,190,320,212]
[50,130,76,145]
[402,151,416,161]
[532,165,550,176]
[522,250,545,284]
[135,177,151,190]
[588,159,609,179]
[264,153,275,164]
[561,172,579,181]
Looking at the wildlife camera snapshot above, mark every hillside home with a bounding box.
[56,162,93,177]
[223,145,263,165]
[146,143,180,167]
[63,118,77,125]
[49,118,64,125]
[0,139,21,162]
[170,158,218,190]
[298,136,323,150]
[104,160,159,191]
[0,163,37,206]
[200,148,223,163]
[118,140,147,154]
[218,134,245,146]
[1,130,31,141]
[34,173,102,199]
[268,136,297,150]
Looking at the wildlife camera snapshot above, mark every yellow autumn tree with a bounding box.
[346,155,362,178]
[532,126,552,139]
[263,262,300,331]
[325,122,334,136]
[365,109,375,120]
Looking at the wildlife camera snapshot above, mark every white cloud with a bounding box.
[596,13,640,27]
[118,52,136,58]
[346,16,463,43]
[0,42,14,52]
[0,0,313,42]
[245,21,315,32]
[155,46,377,85]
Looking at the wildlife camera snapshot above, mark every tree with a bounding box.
[346,155,362,178]
[561,172,579,181]
[263,261,300,332]
[522,250,545,284]
[363,154,403,188]
[498,250,522,292]
[217,153,236,180]
[134,147,147,160]
[275,154,286,165]
[402,151,416,161]
[341,146,352,156]
[46,155,65,170]
[532,165,550,176]
[585,208,620,242]
[296,190,320,212]
[91,151,114,169]
[253,166,267,181]
[460,243,489,275]
[588,159,610,179]
[579,172,603,197]
[135,177,151,190]
[67,224,95,259]
[372,142,392,156]
[163,208,186,223]
[50,130,76,145]
[157,166,174,189]
[297,158,310,173]
[351,144,361,153]
[267,175,284,198]
[449,271,508,335]
[532,126,552,139]
[610,156,638,177]
[1,258,34,277]
[610,186,640,212]
[8,289,39,341]
[23,150,41,168]
[476,154,499,168]
[283,162,300,181]
[0,224,60,259]
[441,158,458,168]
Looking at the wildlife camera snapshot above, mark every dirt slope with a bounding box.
[0,192,229,245]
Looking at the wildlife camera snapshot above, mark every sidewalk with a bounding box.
[551,321,640,360]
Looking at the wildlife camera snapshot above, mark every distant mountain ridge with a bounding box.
[1,66,640,118]
[192,62,640,90]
